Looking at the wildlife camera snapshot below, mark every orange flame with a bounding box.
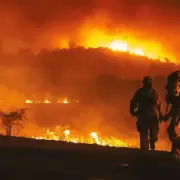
[62,97,70,104]
[24,97,76,104]
[55,29,176,63]
[44,100,51,104]
[14,123,172,151]
[25,100,33,104]
[64,129,70,136]
[25,126,128,148]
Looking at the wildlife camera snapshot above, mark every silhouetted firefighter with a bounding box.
[130,76,164,150]
[164,70,180,154]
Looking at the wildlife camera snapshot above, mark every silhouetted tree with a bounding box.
[0,108,28,136]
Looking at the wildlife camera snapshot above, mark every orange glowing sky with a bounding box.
[54,30,176,63]
[0,1,180,62]
[0,1,179,151]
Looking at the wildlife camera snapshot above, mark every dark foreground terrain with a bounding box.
[0,136,179,180]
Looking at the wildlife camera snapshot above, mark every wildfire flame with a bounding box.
[28,127,128,148]
[90,132,101,144]
[110,40,128,52]
[6,123,172,150]
[25,100,33,104]
[56,29,176,63]
[59,97,71,104]
[92,39,173,63]
[64,129,70,136]
[44,100,51,104]
[25,97,74,104]
[108,40,148,58]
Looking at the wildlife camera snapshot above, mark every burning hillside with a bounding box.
[0,0,180,154]
[55,34,176,63]
[2,122,176,152]
[31,128,129,148]
[0,97,178,152]
[0,1,180,63]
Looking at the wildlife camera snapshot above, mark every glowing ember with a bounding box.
[62,97,70,104]
[24,97,75,104]
[64,129,70,136]
[25,100,33,104]
[90,132,98,138]
[44,100,51,104]
[58,97,71,104]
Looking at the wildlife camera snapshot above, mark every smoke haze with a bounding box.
[0,0,179,149]
[0,0,179,57]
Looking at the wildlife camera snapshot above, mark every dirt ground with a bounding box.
[0,136,179,180]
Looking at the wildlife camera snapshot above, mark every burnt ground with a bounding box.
[0,136,179,180]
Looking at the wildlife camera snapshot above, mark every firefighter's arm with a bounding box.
[163,101,174,122]
[157,96,166,121]
[130,90,139,116]
[158,97,172,122]
[165,107,173,119]
[157,96,164,117]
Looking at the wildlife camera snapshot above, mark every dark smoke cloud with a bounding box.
[0,48,178,96]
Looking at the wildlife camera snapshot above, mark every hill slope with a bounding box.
[0,136,179,180]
